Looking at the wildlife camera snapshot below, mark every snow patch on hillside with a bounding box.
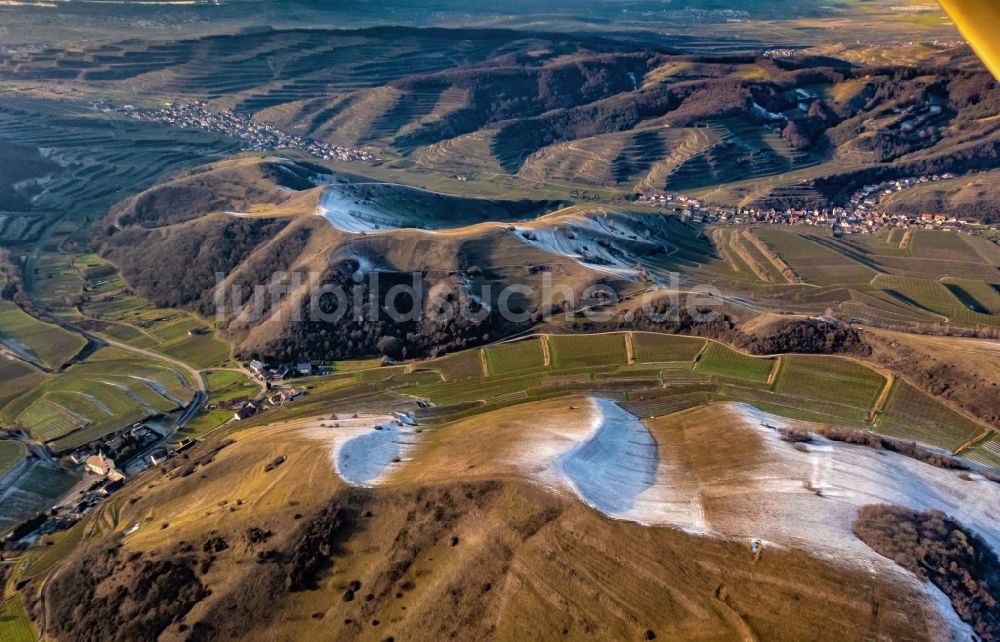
[556,398,659,518]
[514,397,708,530]
[310,414,419,486]
[514,213,676,283]
[316,186,399,233]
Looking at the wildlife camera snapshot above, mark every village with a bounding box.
[0,356,333,552]
[638,172,999,236]
[103,101,374,163]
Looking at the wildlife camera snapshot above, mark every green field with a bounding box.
[0,440,27,480]
[154,332,231,369]
[961,436,1000,473]
[0,348,195,450]
[74,253,125,295]
[0,302,85,369]
[773,355,885,424]
[694,343,774,383]
[874,274,1000,327]
[174,370,256,442]
[79,297,232,368]
[0,462,78,535]
[750,228,876,286]
[0,595,34,642]
[875,381,986,450]
[214,330,990,457]
[428,349,484,381]
[485,339,546,376]
[0,357,45,409]
[701,227,1000,331]
[630,332,705,363]
[941,278,1000,315]
[548,333,627,370]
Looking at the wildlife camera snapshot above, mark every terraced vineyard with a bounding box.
[548,333,628,370]
[0,348,196,451]
[79,296,232,369]
[630,332,705,362]
[484,339,547,376]
[0,302,85,369]
[773,355,886,425]
[875,380,987,450]
[750,228,876,286]
[0,440,27,480]
[235,331,992,456]
[428,349,484,381]
[874,274,1000,327]
[0,463,77,534]
[962,436,1000,473]
[693,343,774,383]
[0,106,240,230]
[0,357,44,409]
[662,120,818,193]
[941,278,1000,315]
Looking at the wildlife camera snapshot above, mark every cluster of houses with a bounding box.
[66,422,161,468]
[636,171,991,235]
[847,174,954,213]
[248,359,315,381]
[110,102,374,163]
[218,359,313,422]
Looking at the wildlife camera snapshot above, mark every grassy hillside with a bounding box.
[22,410,955,642]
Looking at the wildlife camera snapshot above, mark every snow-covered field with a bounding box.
[506,397,993,640]
[315,186,405,233]
[556,399,658,518]
[712,404,1000,558]
[515,211,682,283]
[304,414,420,486]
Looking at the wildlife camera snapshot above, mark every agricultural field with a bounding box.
[0,357,45,409]
[27,251,88,316]
[875,380,987,450]
[547,333,628,370]
[702,227,1000,330]
[174,370,257,442]
[773,355,886,425]
[330,358,383,373]
[630,332,705,363]
[484,339,547,376]
[427,349,484,381]
[79,296,232,368]
[0,440,27,480]
[0,348,195,451]
[941,277,1000,315]
[73,253,125,296]
[0,595,34,642]
[749,228,876,286]
[216,330,993,460]
[0,302,85,369]
[154,333,231,370]
[693,342,774,383]
[961,436,1000,474]
[0,462,78,534]
[873,274,1000,327]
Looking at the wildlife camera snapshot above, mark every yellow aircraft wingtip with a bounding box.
[938,0,1000,80]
